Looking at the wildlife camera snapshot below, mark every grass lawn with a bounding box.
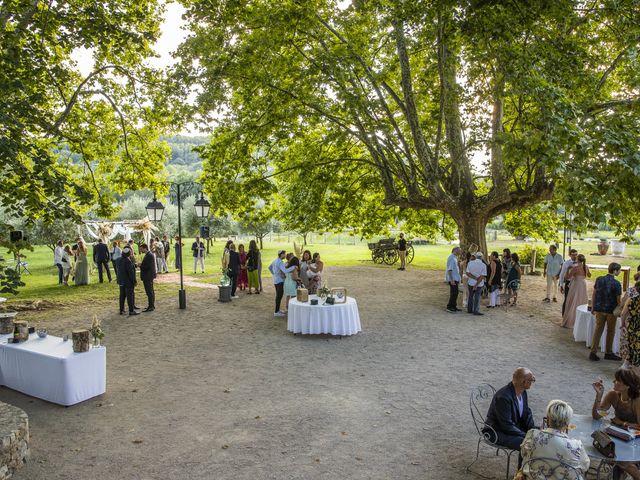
[3,237,639,305]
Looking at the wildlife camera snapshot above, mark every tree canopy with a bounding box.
[174,0,640,252]
[1,0,172,224]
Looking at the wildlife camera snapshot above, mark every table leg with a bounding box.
[624,270,630,292]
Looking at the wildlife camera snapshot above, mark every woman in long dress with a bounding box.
[622,279,640,374]
[561,254,590,328]
[307,252,324,294]
[74,240,90,286]
[299,250,312,288]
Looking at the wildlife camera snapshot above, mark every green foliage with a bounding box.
[30,219,80,251]
[172,0,640,251]
[0,0,172,224]
[516,245,548,269]
[503,204,562,242]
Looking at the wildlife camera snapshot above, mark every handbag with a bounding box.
[592,430,616,458]
[613,305,623,317]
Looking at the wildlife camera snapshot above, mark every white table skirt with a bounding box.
[0,333,106,406]
[572,304,621,354]
[288,296,362,336]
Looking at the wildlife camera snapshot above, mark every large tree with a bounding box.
[174,0,640,253]
[0,0,172,224]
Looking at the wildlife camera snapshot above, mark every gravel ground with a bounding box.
[1,266,619,479]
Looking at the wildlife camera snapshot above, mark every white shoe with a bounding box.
[274,312,286,317]
[231,295,239,299]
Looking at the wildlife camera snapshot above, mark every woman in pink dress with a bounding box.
[237,244,248,291]
[561,254,591,328]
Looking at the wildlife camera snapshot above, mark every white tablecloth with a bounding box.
[572,304,621,354]
[288,296,362,336]
[0,333,106,406]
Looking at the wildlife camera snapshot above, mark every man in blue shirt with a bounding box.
[445,247,462,312]
[590,262,622,361]
[269,250,296,317]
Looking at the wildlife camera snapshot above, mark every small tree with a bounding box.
[30,218,80,251]
[237,208,277,250]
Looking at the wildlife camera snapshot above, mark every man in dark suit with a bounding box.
[483,367,536,451]
[192,236,205,273]
[116,247,138,316]
[139,243,156,312]
[93,238,112,283]
[228,243,241,299]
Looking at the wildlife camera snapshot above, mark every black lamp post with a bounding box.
[145,183,210,309]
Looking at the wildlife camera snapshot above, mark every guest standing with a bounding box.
[460,252,472,309]
[466,252,487,315]
[74,240,90,286]
[174,236,182,270]
[228,243,241,299]
[61,245,72,286]
[397,233,407,271]
[622,280,640,374]
[110,241,122,276]
[54,240,64,285]
[246,240,261,294]
[506,253,521,306]
[559,249,578,315]
[93,238,112,283]
[487,251,502,308]
[299,250,312,288]
[117,247,138,316]
[283,256,300,312]
[268,250,295,317]
[445,247,461,313]
[543,244,563,303]
[192,236,205,273]
[590,262,622,362]
[308,253,324,294]
[237,244,248,291]
[501,248,512,286]
[139,243,156,312]
[561,254,590,329]
[127,239,137,266]
[162,234,171,267]
[154,236,168,273]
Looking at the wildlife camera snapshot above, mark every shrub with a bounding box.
[517,244,547,268]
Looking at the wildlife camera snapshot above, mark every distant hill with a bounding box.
[162,135,209,171]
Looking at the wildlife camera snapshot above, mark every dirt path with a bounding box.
[1,266,618,479]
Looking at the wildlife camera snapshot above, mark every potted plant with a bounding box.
[597,238,610,256]
[90,315,104,347]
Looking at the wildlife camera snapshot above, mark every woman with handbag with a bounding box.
[593,369,640,480]
[518,400,589,479]
[246,240,261,294]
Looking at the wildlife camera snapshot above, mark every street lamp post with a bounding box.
[145,182,210,309]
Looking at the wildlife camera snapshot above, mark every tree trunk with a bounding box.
[302,233,308,245]
[457,215,488,257]
[257,235,263,250]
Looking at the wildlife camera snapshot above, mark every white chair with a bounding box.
[467,383,519,480]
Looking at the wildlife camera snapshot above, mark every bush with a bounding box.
[517,244,547,268]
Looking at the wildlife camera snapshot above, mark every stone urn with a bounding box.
[218,285,232,303]
[597,240,610,256]
[611,240,626,256]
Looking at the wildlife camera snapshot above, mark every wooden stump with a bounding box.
[0,312,17,334]
[72,329,90,353]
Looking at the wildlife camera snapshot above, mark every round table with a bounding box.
[573,304,622,354]
[287,295,361,336]
[571,414,640,477]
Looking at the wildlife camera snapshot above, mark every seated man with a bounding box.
[483,367,536,450]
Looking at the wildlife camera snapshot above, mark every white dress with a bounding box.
[520,428,589,479]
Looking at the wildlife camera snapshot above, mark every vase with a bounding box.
[93,337,101,348]
[597,242,610,256]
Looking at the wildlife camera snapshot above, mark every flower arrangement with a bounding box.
[90,314,105,346]
[220,268,231,287]
[317,284,331,299]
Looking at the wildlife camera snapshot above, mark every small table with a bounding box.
[571,414,640,477]
[0,333,106,406]
[287,295,362,336]
[588,264,631,292]
[573,304,621,354]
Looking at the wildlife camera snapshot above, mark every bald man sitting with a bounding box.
[482,368,536,450]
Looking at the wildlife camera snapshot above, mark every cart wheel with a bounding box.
[406,245,415,264]
[372,251,384,264]
[383,249,398,265]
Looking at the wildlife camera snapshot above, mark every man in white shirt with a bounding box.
[53,240,64,285]
[445,247,462,313]
[559,249,578,315]
[543,245,563,303]
[466,252,487,316]
[268,250,296,317]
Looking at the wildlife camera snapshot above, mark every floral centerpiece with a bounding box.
[317,284,331,300]
[220,268,231,287]
[90,314,105,347]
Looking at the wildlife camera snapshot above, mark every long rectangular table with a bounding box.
[0,333,106,406]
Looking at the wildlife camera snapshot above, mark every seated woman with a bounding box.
[520,399,589,479]
[593,368,640,480]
